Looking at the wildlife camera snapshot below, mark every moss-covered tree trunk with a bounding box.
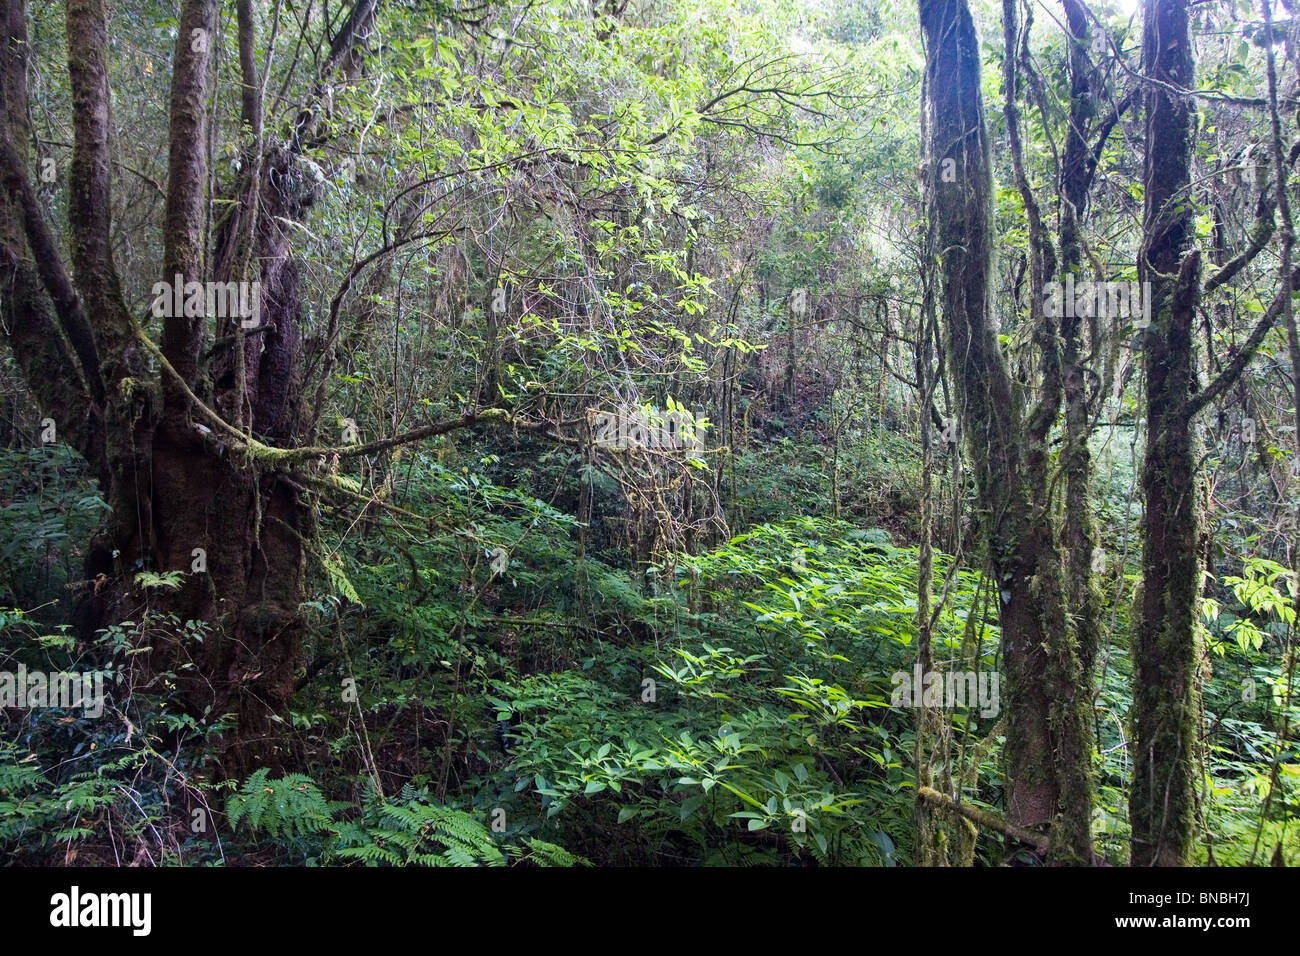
[0,0,382,775]
[1130,0,1203,866]
[1058,0,1106,680]
[919,0,1095,863]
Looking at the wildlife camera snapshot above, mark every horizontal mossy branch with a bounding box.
[916,786,1049,853]
[1196,280,1300,416]
[134,324,571,465]
[276,408,518,464]
[1203,190,1276,297]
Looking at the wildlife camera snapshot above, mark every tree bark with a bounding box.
[920,0,1095,863]
[0,0,386,776]
[1059,0,1103,679]
[1131,0,1202,866]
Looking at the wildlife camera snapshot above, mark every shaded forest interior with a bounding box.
[1,0,1299,867]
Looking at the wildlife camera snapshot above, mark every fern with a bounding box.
[328,789,509,867]
[0,745,60,846]
[227,769,333,840]
[134,570,184,591]
[523,837,588,867]
[321,783,589,866]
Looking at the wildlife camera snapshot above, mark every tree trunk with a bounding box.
[920,0,1095,862]
[1131,0,1202,866]
[0,0,385,776]
[1059,0,1103,679]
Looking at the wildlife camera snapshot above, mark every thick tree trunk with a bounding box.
[920,0,1094,863]
[84,0,309,775]
[0,0,352,776]
[1131,0,1202,866]
[1059,0,1103,679]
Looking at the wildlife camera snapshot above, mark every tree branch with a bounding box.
[161,0,218,384]
[917,786,1050,852]
[65,0,139,387]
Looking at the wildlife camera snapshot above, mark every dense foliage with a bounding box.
[1,0,1298,867]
